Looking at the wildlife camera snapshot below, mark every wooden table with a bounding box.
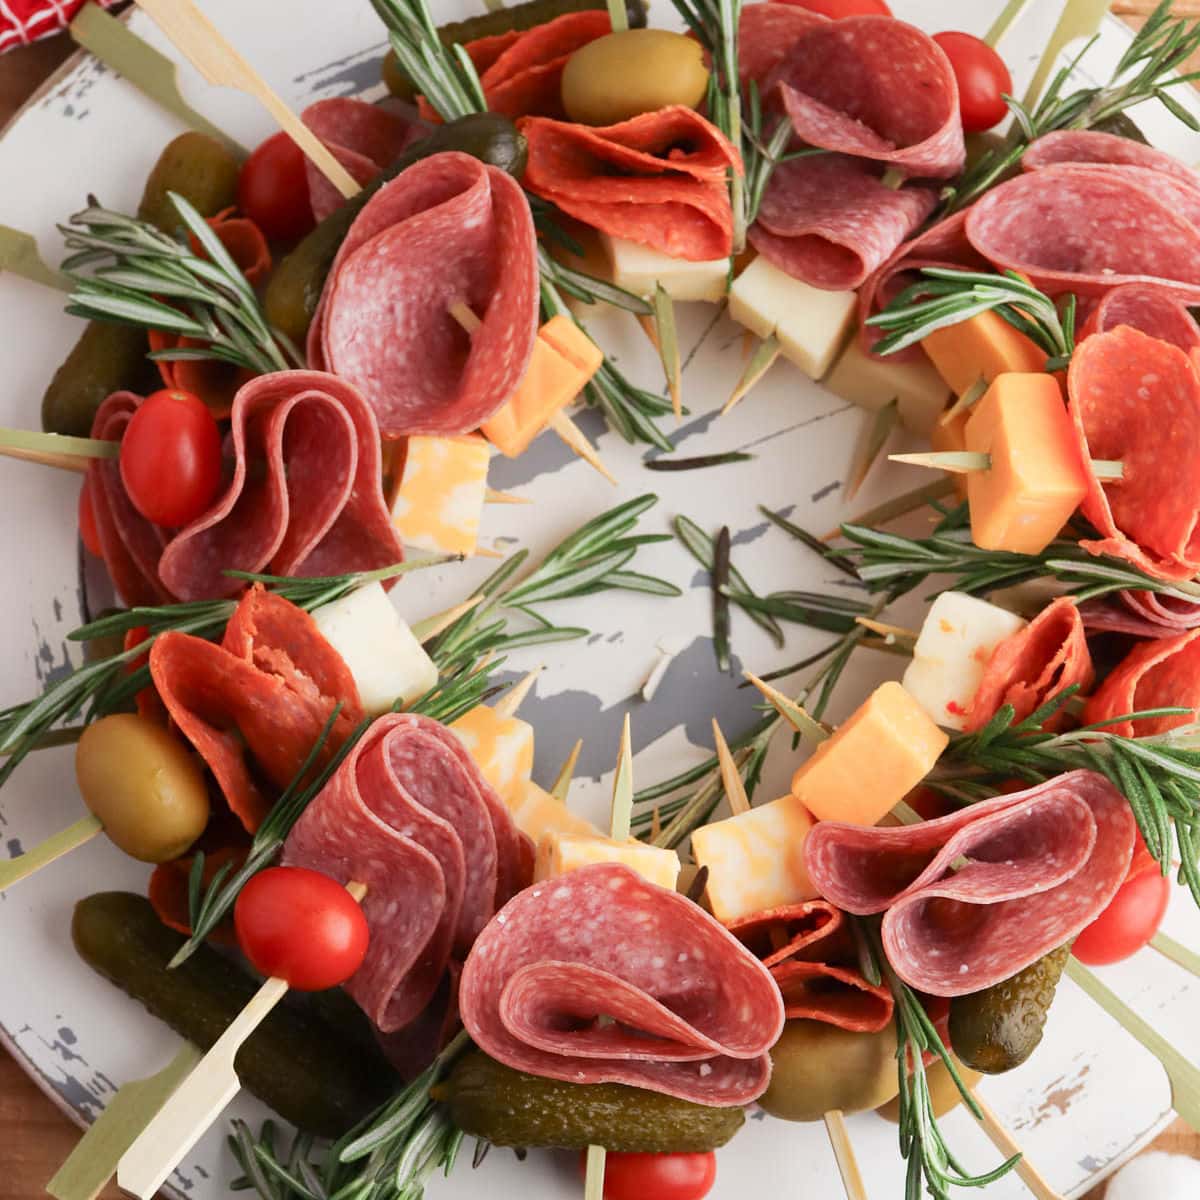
[3,3,1200,1199]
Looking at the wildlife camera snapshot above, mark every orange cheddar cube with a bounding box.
[791,682,948,827]
[922,310,1047,396]
[481,316,604,457]
[964,373,1088,556]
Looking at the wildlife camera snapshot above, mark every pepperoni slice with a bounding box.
[1078,284,1200,354]
[1082,628,1200,738]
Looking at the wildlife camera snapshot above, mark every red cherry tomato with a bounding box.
[119,389,222,529]
[79,483,102,556]
[1072,867,1171,966]
[933,32,1013,133]
[238,132,317,243]
[234,867,369,991]
[778,0,892,15]
[578,1151,717,1200]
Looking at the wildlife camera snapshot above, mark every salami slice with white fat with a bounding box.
[309,152,539,437]
[1081,590,1200,639]
[1078,284,1200,353]
[738,3,828,86]
[1024,129,1200,189]
[805,772,1134,996]
[459,863,784,1106]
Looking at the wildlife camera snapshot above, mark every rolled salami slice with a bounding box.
[517,107,742,261]
[750,154,938,290]
[1082,628,1200,738]
[727,900,893,1032]
[738,2,828,86]
[158,370,404,601]
[805,772,1135,996]
[1069,326,1200,582]
[1081,590,1200,639]
[1078,284,1200,354]
[766,15,964,180]
[965,598,1093,733]
[460,863,785,1106]
[309,152,539,437]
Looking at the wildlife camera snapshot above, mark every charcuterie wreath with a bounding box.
[5,1,1200,1198]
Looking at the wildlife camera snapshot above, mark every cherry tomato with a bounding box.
[933,32,1013,133]
[578,1151,717,1200]
[1072,867,1171,966]
[79,483,102,556]
[778,0,892,15]
[238,132,317,243]
[119,389,222,529]
[234,866,369,991]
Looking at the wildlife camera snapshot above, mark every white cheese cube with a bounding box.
[310,582,437,717]
[535,830,681,890]
[825,339,951,434]
[902,591,1027,731]
[690,794,818,924]
[728,257,857,379]
[601,234,730,304]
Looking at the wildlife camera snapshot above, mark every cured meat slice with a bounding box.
[965,598,1094,733]
[517,107,742,261]
[727,900,893,1032]
[1068,326,1200,582]
[460,863,784,1105]
[158,370,404,600]
[283,713,530,1033]
[309,152,538,437]
[1080,590,1200,639]
[750,154,938,290]
[738,3,828,86]
[766,15,964,179]
[302,98,424,222]
[150,586,363,832]
[806,771,1135,996]
[1082,628,1200,738]
[1078,284,1200,353]
[148,835,247,944]
[1024,129,1200,189]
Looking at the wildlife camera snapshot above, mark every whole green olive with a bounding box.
[759,1019,900,1123]
[561,30,709,126]
[75,714,210,863]
[877,1056,982,1124]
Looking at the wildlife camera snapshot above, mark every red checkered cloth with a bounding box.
[0,0,120,54]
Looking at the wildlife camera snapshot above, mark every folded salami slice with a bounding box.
[738,3,828,86]
[806,772,1135,996]
[150,586,363,832]
[1081,590,1200,639]
[309,152,538,437]
[727,900,893,1032]
[1082,628,1200,738]
[284,713,530,1033]
[1024,129,1200,190]
[965,598,1093,733]
[302,98,425,222]
[751,154,938,290]
[460,863,785,1106]
[1068,326,1200,582]
[1078,284,1200,353]
[518,108,742,261]
[766,15,964,180]
[158,370,404,600]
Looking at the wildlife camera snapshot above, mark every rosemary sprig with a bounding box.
[712,525,732,672]
[644,451,754,471]
[60,194,301,375]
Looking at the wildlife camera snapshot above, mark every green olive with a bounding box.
[137,131,241,235]
[561,30,709,126]
[75,714,210,863]
[877,1056,982,1123]
[759,1020,900,1123]
[381,49,417,102]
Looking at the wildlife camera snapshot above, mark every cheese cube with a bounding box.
[791,682,948,827]
[309,582,437,716]
[450,704,533,806]
[901,592,1027,731]
[922,310,1047,396]
[390,434,491,557]
[482,316,604,458]
[534,830,681,890]
[508,781,600,843]
[965,373,1088,556]
[825,338,950,434]
[728,257,856,379]
[601,233,730,304]
[690,793,818,924]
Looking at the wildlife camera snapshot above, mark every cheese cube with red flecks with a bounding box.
[390,434,491,557]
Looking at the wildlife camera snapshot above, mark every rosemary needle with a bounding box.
[713,525,732,673]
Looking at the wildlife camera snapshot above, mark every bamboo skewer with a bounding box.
[724,336,781,415]
[890,451,1124,480]
[0,429,117,473]
[821,478,957,543]
[551,739,584,802]
[0,225,70,291]
[1023,0,1113,111]
[0,815,104,892]
[711,718,750,816]
[410,594,484,643]
[494,667,542,721]
[1150,929,1200,979]
[970,1090,1064,1200]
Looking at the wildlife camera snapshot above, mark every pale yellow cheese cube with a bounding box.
[450,705,533,806]
[690,793,818,924]
[825,338,951,435]
[601,234,730,304]
[508,781,600,844]
[535,831,681,890]
[391,434,491,557]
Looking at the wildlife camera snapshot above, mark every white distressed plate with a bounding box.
[1,2,1199,1197]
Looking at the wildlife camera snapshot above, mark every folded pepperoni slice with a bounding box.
[1078,284,1200,354]
[518,107,742,261]
[1082,628,1200,738]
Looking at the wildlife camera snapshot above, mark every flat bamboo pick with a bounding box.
[824,1109,869,1200]
[410,594,484,643]
[970,1090,1064,1200]
[711,718,750,816]
[821,478,957,542]
[1151,930,1200,979]
[606,0,630,34]
[0,428,117,474]
[724,336,781,415]
[1022,0,1114,110]
[133,0,358,198]
[0,226,70,291]
[854,618,918,653]
[890,451,1124,480]
[0,815,104,892]
[651,285,682,421]
[69,3,245,156]
[494,667,542,720]
[551,739,583,802]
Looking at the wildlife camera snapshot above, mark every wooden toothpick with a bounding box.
[743,671,832,744]
[0,429,117,474]
[724,336,781,415]
[551,739,583,802]
[409,594,484,644]
[890,451,1124,480]
[970,1089,1064,1200]
[0,815,104,892]
[824,1110,869,1200]
[493,668,542,721]
[711,718,750,816]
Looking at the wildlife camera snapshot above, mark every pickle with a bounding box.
[948,944,1071,1075]
[72,892,395,1136]
[381,0,650,100]
[137,131,241,234]
[264,113,527,343]
[436,1049,744,1151]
